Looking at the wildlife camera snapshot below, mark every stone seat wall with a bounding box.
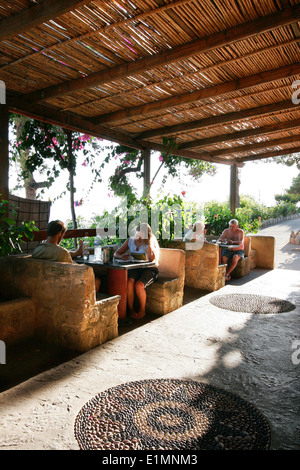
[249,236,275,269]
[165,241,226,292]
[230,236,251,279]
[0,255,119,352]
[146,248,185,315]
[0,297,35,346]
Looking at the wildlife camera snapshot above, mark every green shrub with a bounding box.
[0,198,38,257]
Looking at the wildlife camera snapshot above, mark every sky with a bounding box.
[9,139,298,224]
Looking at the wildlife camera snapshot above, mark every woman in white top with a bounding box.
[183,221,205,242]
[114,223,160,319]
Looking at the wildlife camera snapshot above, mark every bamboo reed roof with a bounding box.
[1,0,300,166]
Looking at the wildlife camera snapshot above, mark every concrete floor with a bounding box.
[0,218,299,450]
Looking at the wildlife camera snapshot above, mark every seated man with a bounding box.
[218,219,244,281]
[33,220,100,291]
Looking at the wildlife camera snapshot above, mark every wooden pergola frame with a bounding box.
[0,0,299,214]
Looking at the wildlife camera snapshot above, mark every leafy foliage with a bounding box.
[99,138,216,202]
[0,198,38,257]
[14,120,103,198]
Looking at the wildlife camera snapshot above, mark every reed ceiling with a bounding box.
[1,0,300,167]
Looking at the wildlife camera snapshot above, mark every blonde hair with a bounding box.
[137,223,160,263]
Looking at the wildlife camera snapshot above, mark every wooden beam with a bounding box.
[137,139,244,167]
[2,0,195,71]
[230,165,238,214]
[138,94,299,143]
[238,146,300,163]
[143,148,151,198]
[57,37,299,115]
[172,118,300,150]
[95,63,300,126]
[14,4,300,105]
[8,100,143,150]
[23,228,98,242]
[0,0,92,41]
[208,135,300,159]
[0,105,9,201]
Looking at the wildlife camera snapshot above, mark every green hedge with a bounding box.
[61,194,300,247]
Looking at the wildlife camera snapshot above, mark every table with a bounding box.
[75,255,155,320]
[219,243,237,249]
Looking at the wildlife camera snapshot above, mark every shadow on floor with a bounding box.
[0,338,78,393]
[0,288,208,393]
[0,269,267,393]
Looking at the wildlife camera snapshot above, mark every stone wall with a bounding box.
[165,241,226,292]
[249,236,275,269]
[0,297,35,346]
[0,255,119,352]
[146,248,186,315]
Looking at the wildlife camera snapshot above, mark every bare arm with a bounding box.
[218,229,228,242]
[70,239,83,258]
[114,239,130,260]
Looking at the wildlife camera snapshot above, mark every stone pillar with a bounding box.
[0,105,9,201]
[143,147,151,198]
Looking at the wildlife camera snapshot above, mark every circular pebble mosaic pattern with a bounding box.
[209,294,295,314]
[74,379,270,450]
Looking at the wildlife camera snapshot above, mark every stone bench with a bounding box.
[220,235,275,277]
[0,255,120,352]
[230,236,251,278]
[249,236,275,269]
[0,296,35,346]
[164,240,226,292]
[146,248,185,315]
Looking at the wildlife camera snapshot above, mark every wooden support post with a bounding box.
[0,105,9,201]
[230,164,238,215]
[143,148,151,198]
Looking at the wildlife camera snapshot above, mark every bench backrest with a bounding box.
[0,254,96,336]
[157,248,185,279]
[244,236,251,257]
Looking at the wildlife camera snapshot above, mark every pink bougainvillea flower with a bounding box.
[159,154,164,162]
[74,199,83,207]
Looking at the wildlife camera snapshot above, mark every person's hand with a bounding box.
[114,252,130,260]
[77,240,84,256]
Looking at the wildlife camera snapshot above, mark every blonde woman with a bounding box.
[114,223,159,319]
